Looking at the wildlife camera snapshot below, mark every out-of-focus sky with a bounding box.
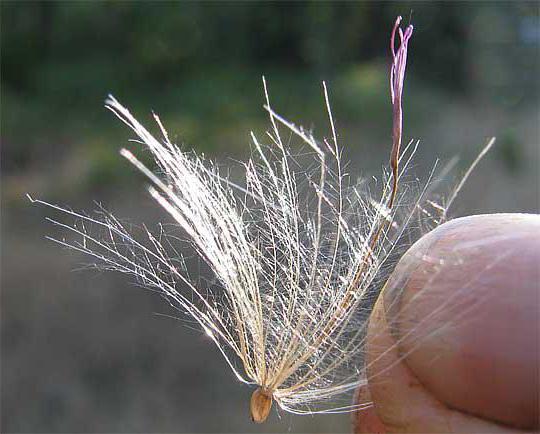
[2,2,538,433]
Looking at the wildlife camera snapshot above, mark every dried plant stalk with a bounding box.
[30,17,489,422]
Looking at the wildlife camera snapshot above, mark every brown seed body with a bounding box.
[250,388,273,423]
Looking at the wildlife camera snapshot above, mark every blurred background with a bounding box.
[2,1,539,433]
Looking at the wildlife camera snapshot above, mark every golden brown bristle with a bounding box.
[250,388,273,423]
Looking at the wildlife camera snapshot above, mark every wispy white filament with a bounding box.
[30,78,452,415]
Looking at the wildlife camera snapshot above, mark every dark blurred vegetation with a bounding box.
[2,1,538,195]
[2,2,473,89]
[2,2,539,433]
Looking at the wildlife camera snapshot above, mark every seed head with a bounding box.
[31,17,476,421]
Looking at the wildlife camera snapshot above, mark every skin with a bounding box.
[353,214,540,433]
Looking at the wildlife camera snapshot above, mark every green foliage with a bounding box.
[498,128,524,174]
[2,1,537,195]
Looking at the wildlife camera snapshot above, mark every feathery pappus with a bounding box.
[30,17,492,423]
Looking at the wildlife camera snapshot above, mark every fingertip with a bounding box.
[395,214,540,429]
[360,214,539,432]
[352,386,386,434]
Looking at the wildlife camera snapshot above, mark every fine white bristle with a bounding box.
[31,85,448,415]
[29,18,493,418]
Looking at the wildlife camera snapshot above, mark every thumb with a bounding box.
[354,213,540,433]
